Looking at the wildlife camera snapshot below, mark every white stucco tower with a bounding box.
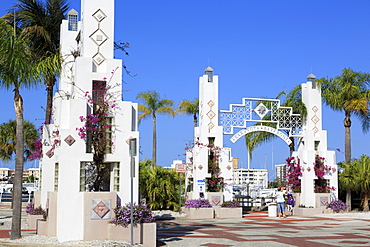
[38,0,139,242]
[292,74,338,207]
[186,67,233,203]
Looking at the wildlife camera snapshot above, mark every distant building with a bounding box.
[275,164,288,182]
[233,168,268,189]
[0,168,10,181]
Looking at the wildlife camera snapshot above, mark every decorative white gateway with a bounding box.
[220,73,338,207]
[187,69,338,208]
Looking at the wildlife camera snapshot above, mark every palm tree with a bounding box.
[318,68,370,211]
[178,99,199,128]
[139,159,182,210]
[318,68,370,163]
[5,0,69,123]
[136,91,174,165]
[0,120,38,162]
[245,85,307,159]
[0,19,58,240]
[339,155,370,211]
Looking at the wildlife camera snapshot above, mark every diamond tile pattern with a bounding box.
[93,201,110,219]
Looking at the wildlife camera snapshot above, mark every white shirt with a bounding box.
[276,191,285,203]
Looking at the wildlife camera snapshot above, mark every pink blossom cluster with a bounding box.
[285,157,302,193]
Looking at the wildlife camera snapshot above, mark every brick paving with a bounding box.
[156,211,370,247]
[1,209,370,246]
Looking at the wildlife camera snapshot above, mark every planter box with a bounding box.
[216,207,242,219]
[107,223,156,247]
[27,214,44,229]
[184,207,214,219]
[294,208,322,216]
[37,220,48,236]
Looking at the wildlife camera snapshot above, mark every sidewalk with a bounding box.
[1,210,370,246]
[156,211,370,246]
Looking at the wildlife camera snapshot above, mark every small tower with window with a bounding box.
[186,67,234,205]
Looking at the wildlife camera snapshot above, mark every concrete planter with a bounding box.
[216,207,242,218]
[184,207,214,219]
[26,214,44,229]
[294,207,321,216]
[37,220,49,236]
[107,222,156,247]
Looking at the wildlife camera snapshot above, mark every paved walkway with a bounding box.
[156,211,370,247]
[1,210,370,246]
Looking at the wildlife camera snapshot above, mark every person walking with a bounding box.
[276,187,287,218]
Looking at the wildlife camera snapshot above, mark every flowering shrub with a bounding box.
[314,156,335,193]
[221,200,240,208]
[110,203,155,228]
[327,199,347,213]
[285,157,302,193]
[191,140,225,192]
[26,203,47,220]
[184,198,212,208]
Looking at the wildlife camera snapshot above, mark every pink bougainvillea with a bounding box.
[285,157,302,193]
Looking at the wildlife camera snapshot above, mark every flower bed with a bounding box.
[184,198,214,219]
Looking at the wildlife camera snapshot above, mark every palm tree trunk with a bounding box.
[362,190,369,212]
[344,111,352,211]
[45,77,56,124]
[344,111,351,163]
[11,89,24,240]
[193,114,197,141]
[289,137,295,156]
[152,114,157,165]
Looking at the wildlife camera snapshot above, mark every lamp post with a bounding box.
[129,138,137,246]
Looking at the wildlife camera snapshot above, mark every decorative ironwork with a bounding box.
[220,98,303,137]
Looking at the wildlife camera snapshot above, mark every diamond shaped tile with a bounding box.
[93,201,110,218]
[92,52,106,65]
[311,115,320,124]
[312,106,318,112]
[89,29,109,46]
[46,150,54,158]
[254,103,268,119]
[92,9,107,22]
[208,100,214,107]
[64,135,75,146]
[212,196,220,205]
[208,122,215,129]
[207,110,215,119]
[226,165,231,170]
[198,164,203,170]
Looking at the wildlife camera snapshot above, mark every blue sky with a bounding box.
[1,0,369,179]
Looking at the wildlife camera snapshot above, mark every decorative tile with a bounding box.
[92,9,107,22]
[208,122,215,129]
[312,106,318,112]
[46,150,54,158]
[92,200,110,219]
[311,115,319,124]
[64,135,75,146]
[198,165,203,170]
[226,165,231,170]
[90,29,109,46]
[254,103,268,119]
[92,52,106,65]
[212,196,221,205]
[207,110,215,119]
[320,197,329,206]
[208,100,214,107]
